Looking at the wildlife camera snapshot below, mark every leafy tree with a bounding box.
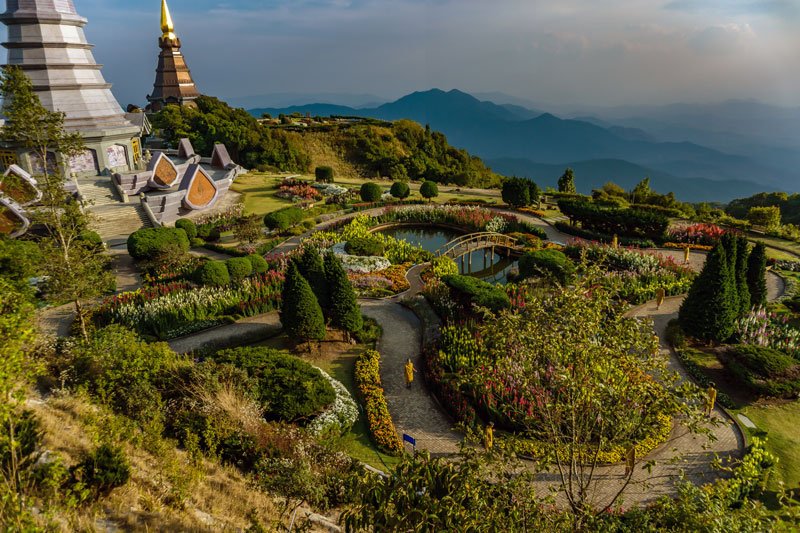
[420,180,439,202]
[296,247,329,312]
[315,165,334,183]
[360,182,383,203]
[280,262,326,343]
[631,177,652,204]
[747,206,781,230]
[747,242,768,307]
[528,180,541,206]
[501,176,530,207]
[557,168,576,194]
[679,243,738,343]
[389,181,410,200]
[233,214,263,245]
[175,218,197,240]
[325,253,363,338]
[735,236,751,315]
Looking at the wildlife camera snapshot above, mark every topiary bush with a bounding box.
[420,180,439,201]
[360,182,383,203]
[72,444,130,498]
[264,207,305,231]
[195,260,230,286]
[518,249,575,285]
[175,218,198,240]
[197,224,221,242]
[211,347,336,422]
[443,275,510,312]
[247,254,269,274]
[390,181,410,200]
[127,227,190,261]
[345,237,385,257]
[315,166,334,183]
[226,257,253,282]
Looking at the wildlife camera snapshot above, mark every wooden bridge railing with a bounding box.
[434,232,523,259]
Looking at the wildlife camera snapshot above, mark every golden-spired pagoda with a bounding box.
[146,0,200,112]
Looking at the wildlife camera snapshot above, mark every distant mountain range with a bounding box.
[249,89,800,202]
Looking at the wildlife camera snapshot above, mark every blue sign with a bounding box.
[403,433,416,446]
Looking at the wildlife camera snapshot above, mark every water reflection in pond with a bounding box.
[379,226,517,284]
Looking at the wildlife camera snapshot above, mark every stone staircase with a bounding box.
[77,177,152,241]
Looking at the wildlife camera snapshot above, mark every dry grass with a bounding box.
[27,393,286,532]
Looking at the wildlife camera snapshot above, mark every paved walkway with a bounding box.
[169,312,283,354]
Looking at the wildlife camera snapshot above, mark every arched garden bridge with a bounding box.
[435,232,525,275]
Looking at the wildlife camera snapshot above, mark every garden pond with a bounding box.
[379,226,517,284]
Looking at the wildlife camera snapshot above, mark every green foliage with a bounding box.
[679,243,738,343]
[175,218,198,240]
[225,257,253,282]
[197,223,221,242]
[730,345,797,379]
[195,260,231,286]
[0,237,41,289]
[442,274,511,312]
[78,230,103,249]
[747,242,768,307]
[735,236,751,314]
[501,176,539,207]
[315,165,335,183]
[419,180,439,200]
[557,167,576,193]
[518,249,575,285]
[280,262,327,342]
[359,182,383,203]
[153,95,311,172]
[721,234,740,314]
[247,253,269,274]
[389,180,410,200]
[430,256,458,279]
[747,206,782,229]
[263,207,304,231]
[127,227,190,261]
[211,347,335,422]
[296,247,329,311]
[72,444,130,498]
[345,237,385,257]
[558,199,669,241]
[325,253,363,335]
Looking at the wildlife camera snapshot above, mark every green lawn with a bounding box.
[740,402,800,489]
[749,234,800,260]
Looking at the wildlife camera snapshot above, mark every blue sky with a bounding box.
[13,0,799,109]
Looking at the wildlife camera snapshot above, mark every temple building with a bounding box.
[0,0,142,177]
[146,0,200,112]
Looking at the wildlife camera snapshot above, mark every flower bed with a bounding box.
[308,368,359,437]
[667,223,728,246]
[94,271,284,340]
[377,205,548,239]
[664,242,713,252]
[737,306,800,359]
[354,349,403,454]
[277,183,323,201]
[349,264,411,298]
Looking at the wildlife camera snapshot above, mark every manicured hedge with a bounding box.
[443,274,511,312]
[127,227,190,261]
[211,347,336,422]
[729,345,797,379]
[195,260,230,286]
[264,207,305,231]
[226,257,253,282]
[175,218,198,239]
[390,181,410,200]
[315,165,334,183]
[725,345,800,398]
[558,199,669,241]
[360,182,384,203]
[247,254,269,274]
[553,221,656,248]
[355,349,403,454]
[346,237,385,257]
[518,249,575,284]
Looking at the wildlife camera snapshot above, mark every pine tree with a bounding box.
[280,262,326,343]
[735,236,751,314]
[679,243,737,343]
[720,234,739,314]
[296,246,329,313]
[325,252,363,337]
[747,242,768,307]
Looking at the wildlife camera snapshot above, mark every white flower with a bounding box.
[308,368,359,437]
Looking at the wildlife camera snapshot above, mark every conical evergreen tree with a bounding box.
[720,234,739,314]
[280,262,326,342]
[735,236,751,315]
[324,252,363,337]
[296,246,330,313]
[679,243,737,343]
[747,242,768,307]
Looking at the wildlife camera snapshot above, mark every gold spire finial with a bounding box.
[161,0,176,40]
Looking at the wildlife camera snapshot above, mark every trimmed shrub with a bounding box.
[345,237,385,257]
[197,224,221,242]
[360,182,383,203]
[296,247,329,311]
[518,249,575,285]
[195,260,230,286]
[315,165,334,183]
[78,230,103,249]
[247,254,269,274]
[553,221,656,248]
[747,242,768,307]
[212,347,335,422]
[390,181,410,200]
[325,252,363,335]
[730,345,797,379]
[175,218,198,240]
[226,257,253,282]
[280,262,326,342]
[420,180,439,201]
[679,244,737,343]
[127,227,189,261]
[264,207,305,231]
[502,176,531,208]
[558,199,669,241]
[73,444,130,498]
[190,237,205,248]
[443,275,511,312]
